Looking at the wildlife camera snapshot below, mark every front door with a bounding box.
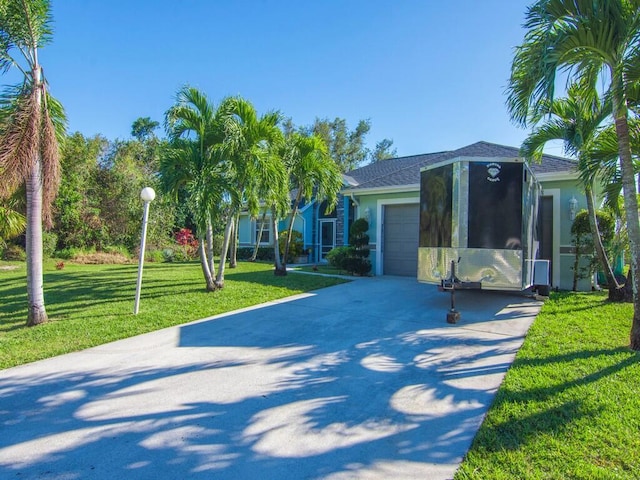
[320,220,336,261]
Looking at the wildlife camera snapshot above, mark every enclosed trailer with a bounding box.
[418,157,550,293]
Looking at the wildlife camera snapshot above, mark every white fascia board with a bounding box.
[342,184,419,196]
[536,171,579,182]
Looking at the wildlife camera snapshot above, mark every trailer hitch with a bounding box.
[440,258,481,324]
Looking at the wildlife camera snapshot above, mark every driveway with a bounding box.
[0,276,542,480]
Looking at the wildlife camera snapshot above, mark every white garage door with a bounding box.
[383,204,419,276]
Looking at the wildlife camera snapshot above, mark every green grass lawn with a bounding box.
[0,260,346,369]
[456,291,640,479]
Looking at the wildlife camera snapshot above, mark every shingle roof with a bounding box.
[344,141,577,191]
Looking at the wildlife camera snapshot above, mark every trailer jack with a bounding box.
[439,259,481,324]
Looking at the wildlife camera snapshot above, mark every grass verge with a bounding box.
[455,291,640,479]
[0,260,346,369]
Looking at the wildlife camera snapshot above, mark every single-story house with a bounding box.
[341,141,592,291]
[239,141,594,291]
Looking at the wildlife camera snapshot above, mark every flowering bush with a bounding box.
[174,228,199,258]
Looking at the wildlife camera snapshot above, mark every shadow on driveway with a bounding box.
[0,277,542,479]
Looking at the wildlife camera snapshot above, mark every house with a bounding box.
[238,140,593,291]
[341,141,591,291]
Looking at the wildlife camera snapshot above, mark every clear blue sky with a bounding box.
[28,0,562,158]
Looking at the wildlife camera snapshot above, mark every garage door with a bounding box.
[383,203,419,276]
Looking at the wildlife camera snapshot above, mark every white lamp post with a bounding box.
[134,187,156,314]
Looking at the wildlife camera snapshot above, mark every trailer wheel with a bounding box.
[537,284,550,296]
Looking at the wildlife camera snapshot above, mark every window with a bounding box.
[255,216,271,244]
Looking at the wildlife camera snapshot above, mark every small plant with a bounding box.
[174,228,199,259]
[1,244,26,261]
[55,261,65,270]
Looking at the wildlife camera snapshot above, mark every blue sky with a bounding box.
[27,1,561,158]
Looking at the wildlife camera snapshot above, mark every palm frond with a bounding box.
[0,86,39,198]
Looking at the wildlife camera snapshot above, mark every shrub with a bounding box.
[145,250,165,263]
[2,244,26,261]
[42,232,58,258]
[237,247,275,262]
[347,218,371,275]
[175,228,199,259]
[103,245,131,257]
[327,246,352,270]
[279,230,304,258]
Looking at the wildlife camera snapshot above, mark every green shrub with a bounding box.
[347,218,371,275]
[145,250,165,263]
[2,244,26,261]
[279,230,304,258]
[327,246,352,270]
[103,245,131,257]
[42,232,58,258]
[237,247,275,261]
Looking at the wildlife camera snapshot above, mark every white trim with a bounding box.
[542,188,561,288]
[343,184,419,196]
[376,197,420,276]
[319,218,337,261]
[535,172,579,182]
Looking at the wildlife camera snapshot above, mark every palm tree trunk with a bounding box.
[26,154,48,326]
[198,235,216,291]
[229,213,239,268]
[272,212,286,276]
[26,66,47,326]
[206,218,215,276]
[585,185,619,296]
[250,210,267,261]
[612,107,640,350]
[215,215,234,288]
[283,191,302,267]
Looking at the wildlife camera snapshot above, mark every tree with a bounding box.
[280,132,343,273]
[0,0,66,325]
[306,117,371,172]
[507,0,640,350]
[519,85,621,296]
[219,96,286,283]
[0,197,25,246]
[131,116,159,142]
[369,138,397,163]
[162,87,228,291]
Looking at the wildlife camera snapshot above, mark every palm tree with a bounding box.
[0,0,66,326]
[280,132,343,273]
[520,85,621,295]
[507,0,640,350]
[162,87,228,291]
[216,97,285,285]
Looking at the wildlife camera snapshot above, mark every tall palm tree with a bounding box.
[217,97,285,285]
[520,85,621,295]
[281,132,343,272]
[0,0,66,326]
[162,87,228,291]
[507,0,640,350]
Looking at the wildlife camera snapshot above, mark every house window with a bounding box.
[255,216,271,244]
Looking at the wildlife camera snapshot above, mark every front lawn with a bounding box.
[0,260,346,369]
[456,291,640,479]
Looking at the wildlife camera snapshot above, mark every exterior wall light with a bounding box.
[363,207,371,222]
[569,195,578,221]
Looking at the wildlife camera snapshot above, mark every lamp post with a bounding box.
[134,187,156,314]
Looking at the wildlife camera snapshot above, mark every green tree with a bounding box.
[519,85,621,296]
[306,117,371,172]
[369,138,397,163]
[280,132,343,273]
[219,96,285,283]
[163,86,228,291]
[131,116,159,142]
[0,0,66,325]
[507,0,640,350]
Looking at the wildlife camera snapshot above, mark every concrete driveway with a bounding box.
[0,276,542,480]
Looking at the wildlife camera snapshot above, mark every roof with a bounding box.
[343,141,577,191]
